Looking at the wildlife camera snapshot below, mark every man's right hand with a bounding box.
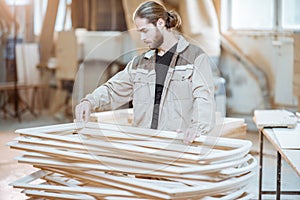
[75,101,92,123]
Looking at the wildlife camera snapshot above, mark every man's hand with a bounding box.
[176,127,201,145]
[75,101,92,123]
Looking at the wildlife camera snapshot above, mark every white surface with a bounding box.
[273,37,296,105]
[15,43,40,85]
[263,127,300,177]
[273,124,300,149]
[254,109,298,128]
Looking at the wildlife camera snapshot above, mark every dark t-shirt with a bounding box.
[151,44,177,129]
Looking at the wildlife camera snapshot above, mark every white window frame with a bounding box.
[223,0,300,33]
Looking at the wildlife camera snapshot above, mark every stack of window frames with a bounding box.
[8,122,256,199]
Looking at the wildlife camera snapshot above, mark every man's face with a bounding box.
[134,17,163,49]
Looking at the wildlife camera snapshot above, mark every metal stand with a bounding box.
[258,129,300,200]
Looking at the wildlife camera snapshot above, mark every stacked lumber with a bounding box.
[220,117,247,139]
[8,122,256,199]
[90,109,247,139]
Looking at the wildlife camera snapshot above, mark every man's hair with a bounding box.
[133,1,181,29]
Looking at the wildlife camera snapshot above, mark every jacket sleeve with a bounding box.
[82,59,135,111]
[190,53,216,134]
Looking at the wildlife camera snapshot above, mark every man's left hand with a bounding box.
[176,128,201,145]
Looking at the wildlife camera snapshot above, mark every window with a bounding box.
[227,0,300,31]
[5,0,30,6]
[34,0,48,35]
[34,0,72,35]
[230,0,274,30]
[282,0,300,29]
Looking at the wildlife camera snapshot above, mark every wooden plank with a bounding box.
[16,121,252,150]
[24,190,96,200]
[20,153,227,181]
[15,131,195,163]
[11,135,201,163]
[15,137,189,167]
[12,156,253,200]
[48,167,255,199]
[10,141,222,175]
[38,0,59,66]
[79,126,251,161]
[48,168,180,199]
[18,124,237,159]
[14,123,252,163]
[219,155,256,176]
[13,133,196,164]
[11,158,255,198]
[15,123,76,134]
[84,122,252,150]
[56,31,78,80]
[92,109,247,139]
[11,170,136,197]
[15,136,255,175]
[168,172,255,199]
[10,170,51,186]
[50,169,251,199]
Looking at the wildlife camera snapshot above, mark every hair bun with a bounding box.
[166,10,181,29]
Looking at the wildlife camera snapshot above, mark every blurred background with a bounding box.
[0,0,299,125]
[0,0,300,199]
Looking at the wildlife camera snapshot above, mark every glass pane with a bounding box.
[231,0,274,30]
[55,0,67,31]
[282,0,300,29]
[34,0,48,35]
[5,0,30,5]
[34,0,72,35]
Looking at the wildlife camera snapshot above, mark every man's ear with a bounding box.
[156,18,165,28]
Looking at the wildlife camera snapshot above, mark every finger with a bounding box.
[183,130,191,145]
[78,105,84,122]
[189,132,197,143]
[75,105,81,122]
[184,129,197,145]
[187,135,195,145]
[74,106,84,130]
[78,104,85,123]
[84,107,90,123]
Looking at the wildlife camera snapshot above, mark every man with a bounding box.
[75,1,215,144]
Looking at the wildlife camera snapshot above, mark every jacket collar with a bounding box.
[144,35,189,59]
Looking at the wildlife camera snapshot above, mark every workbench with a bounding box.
[258,124,300,200]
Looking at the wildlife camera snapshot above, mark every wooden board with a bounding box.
[39,0,59,66]
[91,109,247,138]
[56,31,78,80]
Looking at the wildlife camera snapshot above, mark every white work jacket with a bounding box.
[84,36,216,134]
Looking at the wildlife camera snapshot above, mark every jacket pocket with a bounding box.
[169,65,193,100]
[132,71,151,103]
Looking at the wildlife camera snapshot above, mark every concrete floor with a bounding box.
[0,111,299,200]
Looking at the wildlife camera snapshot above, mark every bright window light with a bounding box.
[282,0,300,29]
[230,0,274,30]
[34,0,72,35]
[5,0,30,6]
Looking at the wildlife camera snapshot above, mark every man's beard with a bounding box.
[149,28,163,49]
